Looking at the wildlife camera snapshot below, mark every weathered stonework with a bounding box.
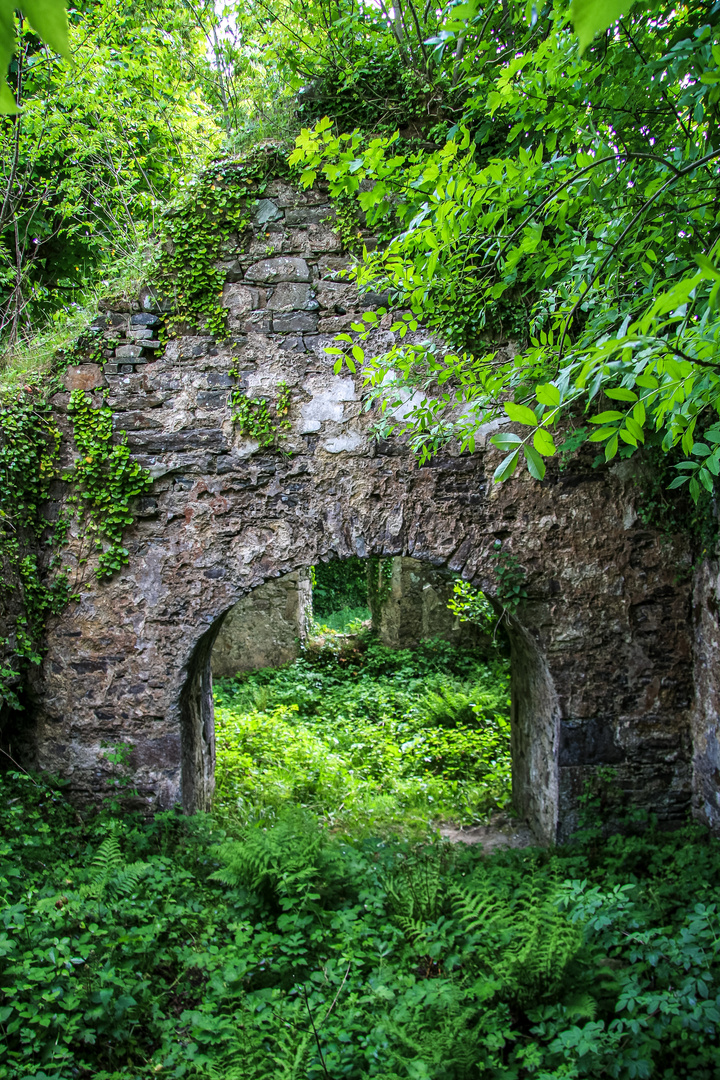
[371,556,489,652]
[2,170,706,844]
[211,569,311,678]
[691,559,720,832]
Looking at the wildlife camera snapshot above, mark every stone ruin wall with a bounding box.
[0,167,715,844]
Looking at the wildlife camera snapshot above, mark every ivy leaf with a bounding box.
[533,428,556,456]
[493,449,520,483]
[504,402,537,426]
[523,444,546,480]
[571,0,636,55]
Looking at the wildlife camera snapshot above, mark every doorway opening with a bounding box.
[204,556,535,840]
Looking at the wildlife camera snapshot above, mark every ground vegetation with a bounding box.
[214,635,512,832]
[1,766,719,1079]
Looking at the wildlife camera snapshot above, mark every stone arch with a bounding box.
[14,170,696,843]
[179,551,562,841]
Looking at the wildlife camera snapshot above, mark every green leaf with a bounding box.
[533,428,556,456]
[605,434,619,460]
[536,383,561,407]
[571,0,636,54]
[493,449,520,483]
[588,427,616,442]
[0,0,18,114]
[590,411,625,424]
[504,402,537,426]
[490,432,523,451]
[625,417,644,443]
[21,0,70,57]
[605,388,637,402]
[523,444,546,481]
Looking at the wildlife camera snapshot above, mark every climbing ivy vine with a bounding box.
[152,149,288,339]
[0,387,70,708]
[0,384,152,710]
[229,380,291,449]
[65,390,152,579]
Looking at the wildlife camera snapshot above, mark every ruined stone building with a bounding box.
[2,166,719,845]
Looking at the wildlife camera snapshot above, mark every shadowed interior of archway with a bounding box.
[180,556,561,843]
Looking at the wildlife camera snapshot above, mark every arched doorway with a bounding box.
[182,552,560,841]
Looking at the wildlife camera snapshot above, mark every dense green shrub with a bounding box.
[1,770,719,1079]
[213,637,511,831]
[312,556,369,619]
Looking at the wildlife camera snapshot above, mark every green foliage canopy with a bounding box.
[290,0,720,499]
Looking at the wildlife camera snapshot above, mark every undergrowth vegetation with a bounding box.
[213,637,512,833]
[1,770,720,1079]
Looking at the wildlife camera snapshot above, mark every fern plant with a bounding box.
[211,806,344,911]
[80,830,148,901]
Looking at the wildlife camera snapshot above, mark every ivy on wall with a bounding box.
[0,387,70,708]
[65,391,153,578]
[0,385,152,710]
[229,380,291,449]
[152,148,288,339]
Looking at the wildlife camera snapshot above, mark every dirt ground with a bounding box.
[439,813,537,852]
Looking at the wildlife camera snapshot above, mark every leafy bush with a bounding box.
[213,638,512,832]
[1,770,720,1079]
[312,556,369,619]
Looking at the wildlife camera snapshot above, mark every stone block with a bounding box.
[128,328,153,340]
[196,390,227,408]
[244,257,310,284]
[317,255,353,279]
[142,289,174,313]
[212,569,312,677]
[240,311,273,332]
[289,226,342,254]
[131,313,160,327]
[222,283,260,315]
[115,344,143,359]
[285,207,334,226]
[254,198,283,225]
[316,280,358,310]
[322,432,365,453]
[318,314,358,333]
[267,283,311,311]
[63,364,106,391]
[217,259,244,282]
[272,312,318,333]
